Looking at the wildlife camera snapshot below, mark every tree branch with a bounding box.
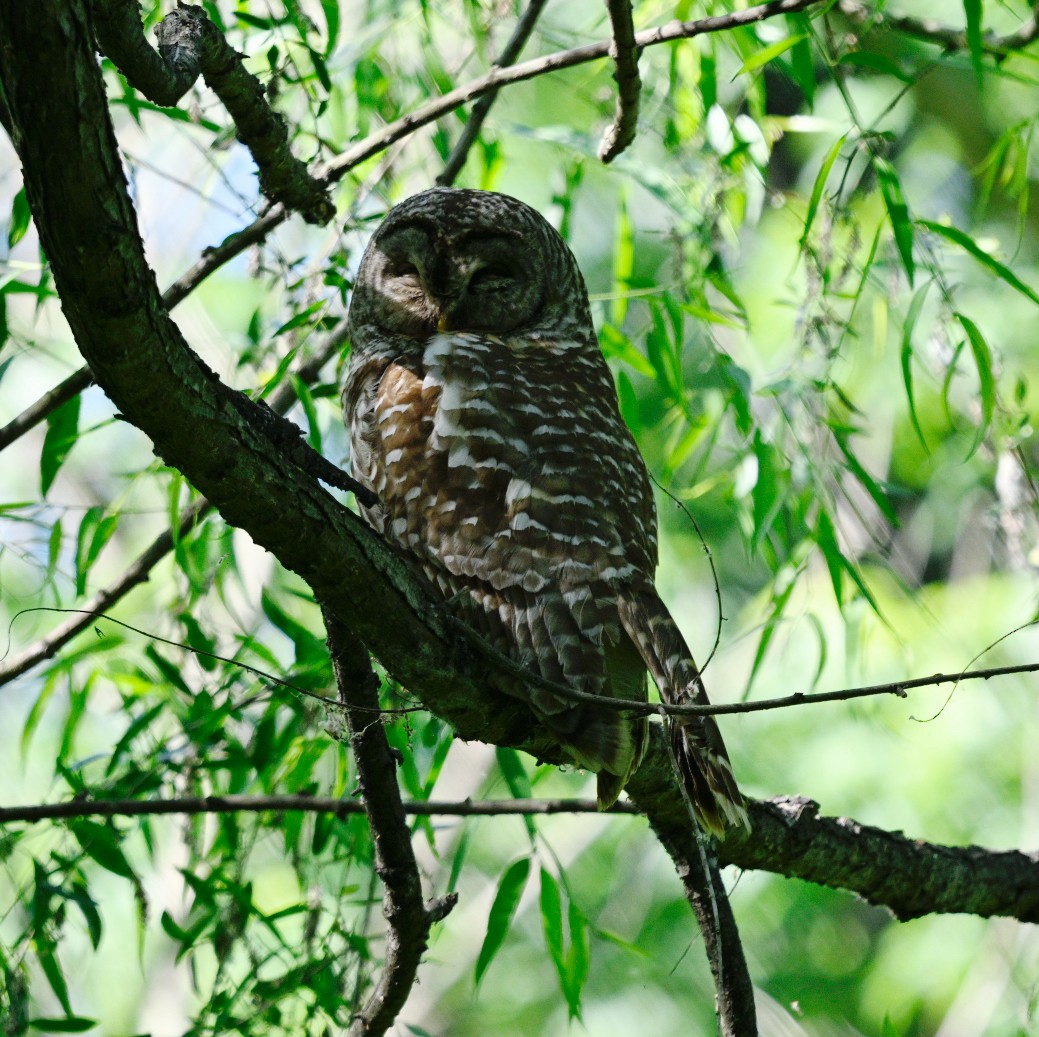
[3,791,1035,924]
[1,0,832,452]
[323,610,456,1037]
[598,0,642,163]
[436,0,549,186]
[91,0,333,223]
[0,367,92,452]
[837,0,1039,56]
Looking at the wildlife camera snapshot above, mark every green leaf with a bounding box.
[8,186,31,248]
[964,0,984,87]
[875,158,914,285]
[833,434,898,525]
[918,218,1039,307]
[474,857,530,986]
[68,819,135,880]
[28,1018,97,1033]
[34,943,72,1017]
[539,868,565,979]
[737,34,807,76]
[800,133,848,250]
[561,896,589,1019]
[495,748,535,839]
[40,394,80,496]
[955,313,995,458]
[900,281,932,449]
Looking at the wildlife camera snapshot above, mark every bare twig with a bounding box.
[837,0,1039,56]
[598,0,642,163]
[437,0,550,186]
[445,609,1039,718]
[3,790,1035,924]
[323,610,456,1037]
[92,0,333,223]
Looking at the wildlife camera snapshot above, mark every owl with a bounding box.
[343,187,747,835]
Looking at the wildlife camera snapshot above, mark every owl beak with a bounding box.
[437,314,451,333]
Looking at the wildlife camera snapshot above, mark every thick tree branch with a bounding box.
[324,611,456,1037]
[598,0,642,163]
[92,0,333,223]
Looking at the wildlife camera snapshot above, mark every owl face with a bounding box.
[349,188,595,347]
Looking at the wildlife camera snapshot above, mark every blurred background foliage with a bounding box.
[1,0,1039,1033]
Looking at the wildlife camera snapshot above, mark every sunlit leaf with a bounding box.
[875,158,914,285]
[918,218,1039,306]
[40,394,79,496]
[955,312,995,458]
[737,34,807,76]
[800,133,848,251]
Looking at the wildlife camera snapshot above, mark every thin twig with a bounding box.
[437,0,550,186]
[445,609,1039,717]
[0,794,630,825]
[837,0,1039,56]
[598,0,642,163]
[323,611,456,1037]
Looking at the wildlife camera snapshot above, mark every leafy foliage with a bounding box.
[2,0,1039,1034]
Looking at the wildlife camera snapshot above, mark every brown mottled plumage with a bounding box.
[343,187,747,833]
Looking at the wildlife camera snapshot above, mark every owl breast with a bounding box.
[348,331,656,605]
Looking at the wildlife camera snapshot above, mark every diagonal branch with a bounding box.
[437,0,550,186]
[837,0,1039,56]
[323,610,456,1037]
[598,0,642,163]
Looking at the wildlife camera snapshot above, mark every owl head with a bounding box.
[348,188,595,349]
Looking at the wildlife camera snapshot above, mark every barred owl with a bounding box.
[343,187,747,834]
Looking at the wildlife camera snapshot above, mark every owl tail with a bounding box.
[617,588,749,837]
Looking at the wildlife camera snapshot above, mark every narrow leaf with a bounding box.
[539,868,565,980]
[28,1018,97,1033]
[875,159,914,285]
[964,0,984,87]
[918,218,1039,306]
[737,34,807,75]
[955,313,995,458]
[800,133,848,250]
[474,857,530,985]
[40,395,80,496]
[900,281,932,449]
